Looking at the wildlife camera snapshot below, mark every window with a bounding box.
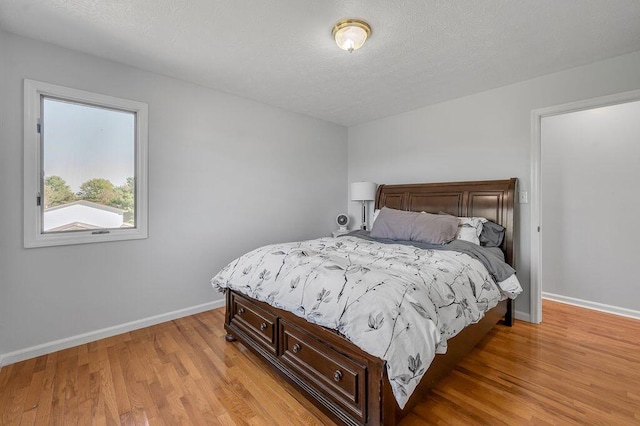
[24,79,148,247]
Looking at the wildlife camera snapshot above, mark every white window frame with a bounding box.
[24,79,148,248]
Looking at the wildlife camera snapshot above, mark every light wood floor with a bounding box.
[1,300,639,425]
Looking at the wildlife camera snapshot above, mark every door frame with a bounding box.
[530,88,640,324]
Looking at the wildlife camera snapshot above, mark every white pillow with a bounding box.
[371,209,381,226]
[455,217,486,245]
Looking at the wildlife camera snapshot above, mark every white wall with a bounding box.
[0,28,8,361]
[541,101,640,312]
[0,32,347,360]
[348,51,640,319]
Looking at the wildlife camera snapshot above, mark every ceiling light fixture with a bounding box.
[332,19,371,53]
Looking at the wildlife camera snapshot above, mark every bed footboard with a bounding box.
[224,289,511,425]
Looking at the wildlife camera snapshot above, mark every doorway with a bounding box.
[530,90,640,323]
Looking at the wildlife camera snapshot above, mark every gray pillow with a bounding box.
[370,207,458,244]
[479,220,505,247]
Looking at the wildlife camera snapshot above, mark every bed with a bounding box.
[214,178,518,425]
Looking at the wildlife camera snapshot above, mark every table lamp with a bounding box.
[351,182,377,230]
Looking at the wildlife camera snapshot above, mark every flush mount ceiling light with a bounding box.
[332,19,371,52]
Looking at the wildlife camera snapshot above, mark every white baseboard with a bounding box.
[0,299,225,368]
[514,310,531,323]
[542,292,640,321]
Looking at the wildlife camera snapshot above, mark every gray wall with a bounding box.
[541,101,640,311]
[348,51,640,319]
[0,32,347,358]
[0,29,7,358]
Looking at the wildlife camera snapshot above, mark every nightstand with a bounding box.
[332,230,350,238]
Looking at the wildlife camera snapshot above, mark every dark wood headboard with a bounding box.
[375,178,517,267]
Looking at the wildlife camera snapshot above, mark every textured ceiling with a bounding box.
[1,0,640,126]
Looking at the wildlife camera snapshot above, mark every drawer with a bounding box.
[229,293,277,354]
[279,320,367,422]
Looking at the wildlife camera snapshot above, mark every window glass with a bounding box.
[42,97,136,233]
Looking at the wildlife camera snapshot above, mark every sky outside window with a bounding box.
[43,97,135,192]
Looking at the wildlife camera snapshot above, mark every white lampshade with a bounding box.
[351,182,377,201]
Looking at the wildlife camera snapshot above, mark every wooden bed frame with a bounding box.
[224,178,517,425]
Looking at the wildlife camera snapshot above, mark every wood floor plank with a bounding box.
[32,354,57,426]
[18,406,37,426]
[1,300,639,425]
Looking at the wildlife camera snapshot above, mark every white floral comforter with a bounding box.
[211,235,521,409]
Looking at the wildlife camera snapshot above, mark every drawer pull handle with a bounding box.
[260,322,268,330]
[333,370,343,382]
[292,343,301,353]
[238,308,245,314]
